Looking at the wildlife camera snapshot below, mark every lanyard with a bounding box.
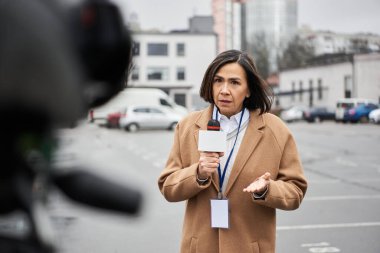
[215,108,245,199]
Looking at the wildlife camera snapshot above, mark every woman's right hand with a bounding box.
[198,152,223,179]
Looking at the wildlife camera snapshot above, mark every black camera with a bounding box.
[0,0,141,252]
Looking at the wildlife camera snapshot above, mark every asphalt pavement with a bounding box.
[49,121,380,253]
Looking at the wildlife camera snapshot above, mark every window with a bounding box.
[132,42,140,56]
[147,43,168,56]
[131,66,139,81]
[344,75,352,98]
[149,108,164,114]
[309,80,314,107]
[147,67,169,80]
[177,67,185,80]
[317,79,323,100]
[291,82,295,101]
[174,94,186,107]
[160,98,172,107]
[177,43,185,56]
[133,107,148,113]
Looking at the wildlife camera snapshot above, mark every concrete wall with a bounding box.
[279,62,352,109]
[279,52,380,109]
[355,53,380,103]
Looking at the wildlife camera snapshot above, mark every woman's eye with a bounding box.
[231,80,240,85]
[213,78,222,83]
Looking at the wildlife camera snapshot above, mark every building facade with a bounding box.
[278,52,380,109]
[245,0,298,72]
[127,31,217,110]
[299,27,380,56]
[212,0,246,52]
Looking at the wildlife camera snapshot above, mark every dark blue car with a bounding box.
[303,106,336,123]
[343,103,379,123]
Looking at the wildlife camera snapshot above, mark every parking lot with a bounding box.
[50,120,380,253]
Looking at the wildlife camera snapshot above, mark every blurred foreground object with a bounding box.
[0,0,141,252]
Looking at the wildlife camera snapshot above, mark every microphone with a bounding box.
[207,119,220,131]
[198,119,226,152]
[53,170,142,215]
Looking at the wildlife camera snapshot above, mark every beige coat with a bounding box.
[158,106,307,253]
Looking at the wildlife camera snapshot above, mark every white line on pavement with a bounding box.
[301,242,330,247]
[277,222,380,231]
[335,157,358,167]
[305,194,380,201]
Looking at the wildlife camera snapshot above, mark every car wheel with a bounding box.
[168,122,178,131]
[359,116,369,123]
[127,123,139,132]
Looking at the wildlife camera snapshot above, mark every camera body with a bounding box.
[0,1,140,252]
[0,0,132,129]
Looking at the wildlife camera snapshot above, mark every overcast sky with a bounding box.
[111,0,380,35]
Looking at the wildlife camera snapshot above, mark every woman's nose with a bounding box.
[220,83,229,94]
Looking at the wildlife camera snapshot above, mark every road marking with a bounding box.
[305,194,380,201]
[277,221,380,231]
[335,157,357,167]
[309,247,340,253]
[301,242,330,247]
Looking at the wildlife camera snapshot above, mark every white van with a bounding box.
[89,88,188,124]
[335,98,377,121]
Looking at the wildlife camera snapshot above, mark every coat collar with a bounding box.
[194,105,266,195]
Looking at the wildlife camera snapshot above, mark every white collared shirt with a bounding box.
[212,106,250,134]
[212,106,250,193]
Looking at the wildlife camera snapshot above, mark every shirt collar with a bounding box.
[212,105,250,133]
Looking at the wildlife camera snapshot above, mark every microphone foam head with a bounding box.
[207,119,220,131]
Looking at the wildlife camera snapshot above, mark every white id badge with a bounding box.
[210,199,229,229]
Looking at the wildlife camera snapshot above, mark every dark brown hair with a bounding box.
[199,49,273,114]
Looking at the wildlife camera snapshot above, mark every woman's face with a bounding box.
[212,62,250,118]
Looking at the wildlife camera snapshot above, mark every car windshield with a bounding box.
[337,102,354,109]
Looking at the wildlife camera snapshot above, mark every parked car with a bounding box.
[280,105,307,123]
[89,88,188,124]
[369,108,380,124]
[343,103,379,123]
[303,106,336,123]
[119,105,183,132]
[335,98,377,122]
[106,111,123,128]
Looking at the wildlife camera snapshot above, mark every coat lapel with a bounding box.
[224,110,265,196]
[194,105,220,192]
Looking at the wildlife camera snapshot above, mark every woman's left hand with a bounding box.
[243,172,271,194]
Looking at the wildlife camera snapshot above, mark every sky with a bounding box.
[111,0,380,35]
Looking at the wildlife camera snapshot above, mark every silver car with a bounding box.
[119,105,183,132]
[280,105,308,123]
[369,108,380,124]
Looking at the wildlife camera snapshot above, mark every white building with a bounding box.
[299,27,380,56]
[127,31,217,110]
[245,0,298,72]
[278,52,380,109]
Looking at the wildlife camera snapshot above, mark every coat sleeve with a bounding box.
[253,130,308,210]
[158,123,210,202]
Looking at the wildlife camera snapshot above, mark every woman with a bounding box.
[158,50,307,253]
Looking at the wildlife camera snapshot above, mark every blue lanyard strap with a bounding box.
[216,108,245,197]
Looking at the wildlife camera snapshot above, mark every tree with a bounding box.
[247,32,270,79]
[278,35,315,70]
